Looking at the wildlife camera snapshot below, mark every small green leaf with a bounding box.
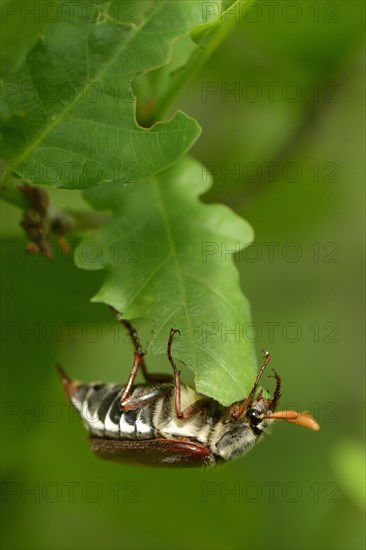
[75,156,257,405]
[0,1,217,188]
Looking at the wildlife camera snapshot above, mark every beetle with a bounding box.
[58,310,319,467]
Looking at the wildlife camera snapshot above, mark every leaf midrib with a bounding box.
[150,177,195,367]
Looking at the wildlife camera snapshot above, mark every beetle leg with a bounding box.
[118,385,172,411]
[110,307,173,384]
[167,328,183,419]
[231,351,271,419]
[179,397,213,420]
[118,351,145,410]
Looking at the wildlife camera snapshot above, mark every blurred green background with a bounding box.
[1,1,365,549]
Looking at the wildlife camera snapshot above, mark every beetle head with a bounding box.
[230,352,320,431]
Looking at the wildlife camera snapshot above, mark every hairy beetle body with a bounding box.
[58,312,319,467]
[69,381,273,465]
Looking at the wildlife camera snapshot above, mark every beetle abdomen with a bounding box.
[71,382,172,440]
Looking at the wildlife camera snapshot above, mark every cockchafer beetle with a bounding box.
[58,309,319,467]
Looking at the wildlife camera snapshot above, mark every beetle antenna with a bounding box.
[263,410,320,431]
[268,369,281,411]
[232,351,271,419]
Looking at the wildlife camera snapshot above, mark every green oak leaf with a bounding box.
[0,0,50,78]
[0,0,225,188]
[75,156,257,405]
